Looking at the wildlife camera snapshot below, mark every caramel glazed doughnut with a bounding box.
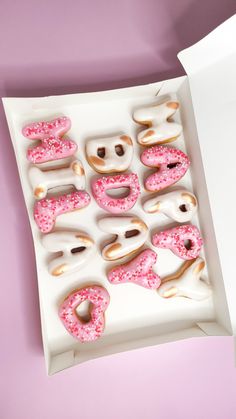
[86,134,133,173]
[133,100,182,145]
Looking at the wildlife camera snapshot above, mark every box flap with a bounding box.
[178,15,236,334]
[178,15,236,75]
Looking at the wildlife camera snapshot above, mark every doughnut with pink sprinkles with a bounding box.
[59,285,110,342]
[34,190,91,233]
[91,172,141,213]
[108,248,161,289]
[141,145,190,191]
[152,224,203,260]
[22,116,77,164]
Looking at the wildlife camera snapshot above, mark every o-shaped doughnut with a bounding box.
[133,100,182,146]
[143,189,198,222]
[59,285,110,342]
[86,134,133,173]
[22,116,77,164]
[34,190,91,233]
[91,173,141,214]
[98,216,148,260]
[141,145,190,192]
[152,224,203,260]
[108,249,161,289]
[158,257,211,300]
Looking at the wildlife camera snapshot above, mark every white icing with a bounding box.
[86,134,133,173]
[133,100,182,145]
[98,216,148,260]
[143,189,198,222]
[29,159,85,199]
[41,231,95,276]
[158,257,211,300]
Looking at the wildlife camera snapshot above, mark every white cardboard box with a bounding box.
[2,15,236,375]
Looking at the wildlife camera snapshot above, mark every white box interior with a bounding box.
[3,15,236,374]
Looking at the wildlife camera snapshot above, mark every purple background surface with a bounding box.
[1,1,236,418]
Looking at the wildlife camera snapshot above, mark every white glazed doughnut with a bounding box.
[133,100,182,145]
[41,231,95,276]
[86,134,133,173]
[158,257,211,300]
[29,159,85,199]
[98,216,148,260]
[143,189,198,222]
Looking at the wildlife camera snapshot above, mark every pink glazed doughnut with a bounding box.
[22,116,77,164]
[34,190,91,233]
[91,173,141,213]
[141,145,190,191]
[108,249,161,289]
[152,224,203,260]
[59,285,110,342]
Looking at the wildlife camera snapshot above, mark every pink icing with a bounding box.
[22,116,77,163]
[152,224,203,260]
[59,285,110,343]
[108,249,161,289]
[91,173,141,214]
[34,190,91,233]
[141,145,190,191]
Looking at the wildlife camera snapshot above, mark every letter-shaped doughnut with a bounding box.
[158,257,211,300]
[108,249,161,289]
[91,173,141,214]
[133,101,182,146]
[59,285,110,342]
[29,159,85,199]
[22,116,77,164]
[34,190,91,233]
[152,224,203,260]
[98,216,148,260]
[41,231,95,276]
[86,134,133,173]
[141,145,190,192]
[143,189,198,222]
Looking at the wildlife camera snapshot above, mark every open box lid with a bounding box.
[178,15,236,334]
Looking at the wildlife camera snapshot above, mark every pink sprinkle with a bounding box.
[58,285,110,342]
[34,190,91,233]
[91,172,141,214]
[108,249,161,289]
[141,145,190,191]
[22,117,77,163]
[152,224,203,260]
